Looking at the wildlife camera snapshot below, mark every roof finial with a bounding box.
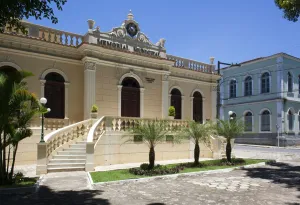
[128,9,134,20]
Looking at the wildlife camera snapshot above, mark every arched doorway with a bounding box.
[193,91,203,123]
[171,88,182,119]
[0,66,19,78]
[44,72,65,119]
[121,77,140,117]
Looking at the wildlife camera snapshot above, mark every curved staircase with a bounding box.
[47,141,87,172]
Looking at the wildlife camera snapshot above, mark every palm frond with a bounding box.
[216,119,245,140]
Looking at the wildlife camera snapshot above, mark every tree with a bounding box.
[0,0,67,33]
[275,0,300,22]
[179,121,215,165]
[126,120,170,169]
[0,70,41,185]
[215,119,244,163]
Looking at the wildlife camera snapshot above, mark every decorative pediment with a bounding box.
[86,10,167,58]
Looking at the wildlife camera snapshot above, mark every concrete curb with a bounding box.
[0,175,43,195]
[89,162,266,186]
[236,144,300,149]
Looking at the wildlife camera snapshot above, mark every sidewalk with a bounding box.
[236,143,300,149]
[94,158,212,172]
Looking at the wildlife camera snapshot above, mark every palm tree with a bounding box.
[179,121,215,165]
[126,120,169,169]
[215,119,244,163]
[0,70,40,185]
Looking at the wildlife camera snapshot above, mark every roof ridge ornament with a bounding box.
[128,9,134,20]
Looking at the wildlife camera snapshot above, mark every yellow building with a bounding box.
[0,11,221,173]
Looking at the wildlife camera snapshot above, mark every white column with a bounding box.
[40,80,46,97]
[84,62,96,119]
[162,74,169,118]
[118,85,122,117]
[276,57,284,98]
[190,97,194,120]
[181,95,185,120]
[211,87,217,121]
[203,98,206,123]
[140,88,145,118]
[64,82,70,119]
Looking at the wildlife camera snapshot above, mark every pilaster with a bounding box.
[276,56,284,98]
[36,143,47,175]
[84,61,96,119]
[190,97,194,120]
[117,85,122,117]
[162,74,169,118]
[140,88,145,118]
[40,80,46,97]
[181,95,185,120]
[64,82,70,119]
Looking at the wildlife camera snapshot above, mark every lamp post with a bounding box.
[276,124,280,147]
[228,111,233,121]
[40,97,48,143]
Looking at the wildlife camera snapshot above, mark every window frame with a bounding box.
[261,72,270,94]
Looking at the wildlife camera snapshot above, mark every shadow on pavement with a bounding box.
[147,203,166,205]
[244,161,300,204]
[1,185,111,205]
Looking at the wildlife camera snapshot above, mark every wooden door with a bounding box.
[121,87,140,117]
[45,82,65,119]
[171,95,181,119]
[193,97,203,123]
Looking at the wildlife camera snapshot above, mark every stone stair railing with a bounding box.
[36,119,93,174]
[4,21,84,47]
[167,55,215,74]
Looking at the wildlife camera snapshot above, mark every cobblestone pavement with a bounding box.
[1,161,300,205]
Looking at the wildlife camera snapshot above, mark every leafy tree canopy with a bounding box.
[0,0,67,33]
[275,0,300,22]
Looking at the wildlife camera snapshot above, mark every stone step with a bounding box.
[52,155,86,159]
[64,148,86,151]
[69,144,86,149]
[49,159,86,164]
[57,150,86,155]
[48,163,85,169]
[47,167,85,172]
[76,141,87,144]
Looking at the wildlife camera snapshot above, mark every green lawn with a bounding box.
[0,177,38,188]
[90,159,266,183]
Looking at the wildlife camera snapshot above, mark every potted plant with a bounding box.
[90,104,98,119]
[168,106,175,120]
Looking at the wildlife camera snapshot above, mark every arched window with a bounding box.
[298,111,300,130]
[229,80,237,98]
[45,72,65,119]
[244,112,253,132]
[261,110,271,131]
[244,76,252,96]
[261,72,270,93]
[288,72,293,93]
[298,75,300,94]
[288,109,294,131]
[193,91,203,123]
[0,66,19,78]
[171,88,182,119]
[121,77,140,117]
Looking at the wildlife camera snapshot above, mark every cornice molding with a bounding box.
[169,76,217,86]
[0,47,81,65]
[82,56,171,75]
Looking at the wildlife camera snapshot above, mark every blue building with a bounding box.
[220,53,300,146]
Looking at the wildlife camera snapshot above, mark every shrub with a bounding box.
[140,163,149,170]
[91,104,98,113]
[129,164,185,176]
[168,106,175,117]
[13,172,24,184]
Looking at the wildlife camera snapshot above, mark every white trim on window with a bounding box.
[259,108,272,133]
[243,110,254,133]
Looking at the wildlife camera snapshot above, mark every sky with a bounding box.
[28,0,300,68]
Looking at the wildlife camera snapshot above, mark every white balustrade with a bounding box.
[87,116,106,146]
[167,55,215,74]
[44,119,93,157]
[4,21,83,47]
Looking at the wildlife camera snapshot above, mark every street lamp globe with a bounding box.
[40,97,47,105]
[47,108,51,112]
[228,111,233,116]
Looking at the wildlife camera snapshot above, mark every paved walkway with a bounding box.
[2,161,300,204]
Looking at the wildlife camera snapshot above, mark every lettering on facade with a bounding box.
[98,39,159,56]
